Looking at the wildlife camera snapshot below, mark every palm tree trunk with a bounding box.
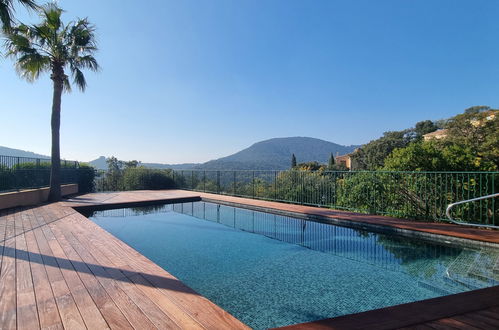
[47,69,64,202]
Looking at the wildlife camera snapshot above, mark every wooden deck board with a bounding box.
[1,189,499,329]
[0,211,17,329]
[15,211,40,330]
[23,208,64,330]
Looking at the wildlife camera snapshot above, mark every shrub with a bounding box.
[123,168,175,190]
[77,164,96,193]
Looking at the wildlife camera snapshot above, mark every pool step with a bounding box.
[494,255,499,275]
[446,249,499,289]
[418,280,454,296]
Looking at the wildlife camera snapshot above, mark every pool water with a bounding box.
[86,201,499,329]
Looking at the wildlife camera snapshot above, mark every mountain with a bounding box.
[88,156,198,170]
[88,156,107,170]
[89,137,359,170]
[0,146,50,159]
[197,137,359,170]
[4,137,359,171]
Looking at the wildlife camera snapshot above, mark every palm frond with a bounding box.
[16,52,50,81]
[0,0,39,31]
[0,0,14,31]
[73,55,99,72]
[63,75,71,92]
[40,3,62,31]
[71,65,86,91]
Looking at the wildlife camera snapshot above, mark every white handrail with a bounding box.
[446,193,499,229]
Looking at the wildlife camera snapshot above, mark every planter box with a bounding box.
[0,184,78,210]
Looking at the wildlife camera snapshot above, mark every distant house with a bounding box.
[423,129,448,141]
[335,153,353,169]
[470,110,496,127]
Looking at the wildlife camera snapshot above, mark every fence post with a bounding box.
[217,171,220,194]
[233,171,236,196]
[253,171,255,198]
[274,171,277,200]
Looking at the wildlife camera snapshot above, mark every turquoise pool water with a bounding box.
[85,201,499,329]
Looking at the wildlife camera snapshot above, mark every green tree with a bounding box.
[328,153,335,169]
[291,153,297,168]
[464,105,491,114]
[414,120,437,138]
[124,160,140,169]
[350,130,410,170]
[383,141,477,171]
[5,4,99,201]
[295,161,325,171]
[0,0,37,32]
[443,109,498,170]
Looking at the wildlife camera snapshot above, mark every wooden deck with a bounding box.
[0,190,247,330]
[1,189,498,329]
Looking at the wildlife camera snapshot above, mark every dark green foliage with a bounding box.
[124,160,140,169]
[383,141,477,171]
[122,168,175,190]
[77,164,95,193]
[328,153,335,169]
[464,105,491,114]
[291,154,297,168]
[414,120,438,138]
[352,107,498,172]
[443,109,499,170]
[295,161,325,171]
[351,130,411,170]
[95,157,176,191]
[0,0,38,32]
[384,109,499,172]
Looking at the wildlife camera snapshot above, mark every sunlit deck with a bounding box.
[1,189,498,329]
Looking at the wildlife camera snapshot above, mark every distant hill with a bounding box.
[88,137,358,170]
[88,156,198,170]
[88,156,107,170]
[0,146,49,159]
[197,137,359,170]
[4,137,359,171]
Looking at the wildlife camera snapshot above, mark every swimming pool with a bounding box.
[84,201,499,329]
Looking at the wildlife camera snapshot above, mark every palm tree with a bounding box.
[0,0,38,31]
[5,4,99,201]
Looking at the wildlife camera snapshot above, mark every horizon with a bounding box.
[1,0,498,163]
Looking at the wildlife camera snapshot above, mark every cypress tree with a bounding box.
[291,154,297,168]
[328,153,335,169]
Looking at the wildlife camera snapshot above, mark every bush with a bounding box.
[77,164,96,193]
[123,168,175,190]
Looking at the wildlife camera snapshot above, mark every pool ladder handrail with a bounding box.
[446,193,499,229]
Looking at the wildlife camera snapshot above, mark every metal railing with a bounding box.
[0,154,79,169]
[446,193,499,229]
[0,154,83,193]
[173,170,498,226]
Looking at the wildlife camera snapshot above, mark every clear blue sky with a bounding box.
[1,0,498,163]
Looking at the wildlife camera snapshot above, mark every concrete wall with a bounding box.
[0,184,78,210]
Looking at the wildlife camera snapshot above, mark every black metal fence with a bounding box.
[0,154,83,193]
[0,154,79,169]
[173,170,499,226]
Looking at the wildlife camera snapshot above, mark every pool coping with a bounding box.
[65,190,499,329]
